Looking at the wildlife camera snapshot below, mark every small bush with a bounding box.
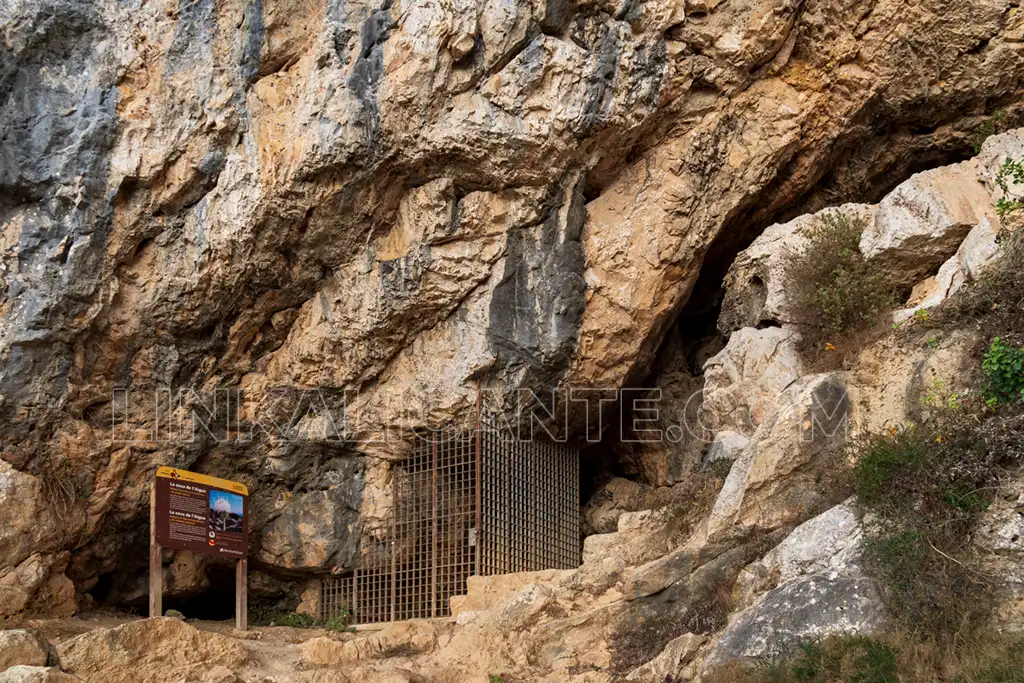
[853,422,994,529]
[995,157,1024,217]
[982,337,1024,405]
[970,110,1010,153]
[272,612,316,628]
[320,611,355,632]
[250,601,354,630]
[785,212,897,364]
[850,392,1024,637]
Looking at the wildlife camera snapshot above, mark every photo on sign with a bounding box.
[208,490,244,533]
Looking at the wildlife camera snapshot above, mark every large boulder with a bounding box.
[893,217,1001,322]
[732,500,864,610]
[721,149,1002,335]
[257,481,364,572]
[978,128,1024,194]
[698,373,851,544]
[719,205,874,333]
[699,326,805,438]
[0,631,56,671]
[57,618,248,683]
[705,503,883,671]
[705,568,887,670]
[860,163,995,287]
[0,555,74,621]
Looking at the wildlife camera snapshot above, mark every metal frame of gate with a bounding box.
[319,408,579,625]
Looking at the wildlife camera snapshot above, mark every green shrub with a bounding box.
[982,337,1024,405]
[250,604,354,630]
[853,423,993,529]
[970,109,1009,153]
[995,157,1024,217]
[273,612,316,628]
[785,212,896,362]
[320,610,355,632]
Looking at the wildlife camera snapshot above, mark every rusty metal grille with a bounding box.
[320,413,579,625]
[479,413,579,574]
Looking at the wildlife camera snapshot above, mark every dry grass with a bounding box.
[783,211,899,370]
[662,459,733,537]
[705,631,1024,683]
[931,227,1024,345]
[851,396,1024,637]
[40,459,91,521]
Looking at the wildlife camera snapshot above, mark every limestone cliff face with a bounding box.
[1,0,1024,614]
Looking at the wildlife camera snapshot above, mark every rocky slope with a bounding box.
[2,0,1024,678]
[3,130,1023,681]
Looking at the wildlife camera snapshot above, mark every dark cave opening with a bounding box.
[87,572,115,605]
[160,563,239,621]
[577,295,726,507]
[577,115,1007,512]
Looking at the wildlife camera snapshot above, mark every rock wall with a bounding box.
[3,0,1024,617]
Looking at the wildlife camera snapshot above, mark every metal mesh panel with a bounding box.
[479,414,579,574]
[320,412,579,625]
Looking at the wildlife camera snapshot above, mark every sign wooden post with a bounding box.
[235,557,247,631]
[151,467,250,629]
[149,481,162,619]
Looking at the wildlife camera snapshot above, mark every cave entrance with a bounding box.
[319,412,579,625]
[162,563,237,620]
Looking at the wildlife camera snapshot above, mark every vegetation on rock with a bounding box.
[982,337,1024,405]
[854,404,1010,635]
[707,632,1024,683]
[994,157,1024,217]
[853,228,1024,638]
[712,225,1024,682]
[249,607,353,632]
[971,110,1012,153]
[784,212,896,364]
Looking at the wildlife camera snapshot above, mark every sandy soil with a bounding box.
[22,609,379,680]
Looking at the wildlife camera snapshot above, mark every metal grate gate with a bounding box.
[319,413,579,625]
[479,413,579,574]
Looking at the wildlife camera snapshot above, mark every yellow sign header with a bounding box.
[156,466,249,496]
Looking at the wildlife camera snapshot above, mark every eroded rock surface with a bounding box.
[3,0,1024,612]
[57,618,248,683]
[3,0,1024,680]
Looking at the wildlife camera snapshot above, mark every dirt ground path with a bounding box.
[25,609,376,681]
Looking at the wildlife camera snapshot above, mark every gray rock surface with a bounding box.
[706,431,751,463]
[707,568,887,668]
[0,667,75,683]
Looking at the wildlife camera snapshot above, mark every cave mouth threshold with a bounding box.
[319,415,580,626]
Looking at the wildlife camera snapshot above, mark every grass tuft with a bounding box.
[706,632,1024,683]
